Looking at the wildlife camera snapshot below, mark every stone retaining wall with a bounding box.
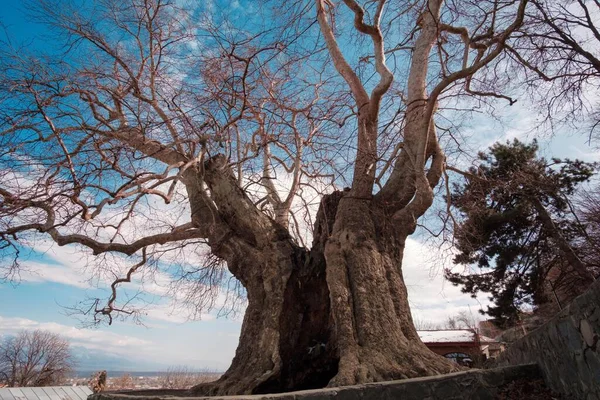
[493,278,600,399]
[90,364,540,400]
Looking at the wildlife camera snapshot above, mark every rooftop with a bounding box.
[417,329,496,344]
[0,386,92,400]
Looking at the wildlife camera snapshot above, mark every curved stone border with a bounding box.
[89,364,540,400]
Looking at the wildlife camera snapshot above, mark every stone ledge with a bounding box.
[492,278,600,399]
[89,363,540,400]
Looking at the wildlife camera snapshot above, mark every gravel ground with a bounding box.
[496,378,566,399]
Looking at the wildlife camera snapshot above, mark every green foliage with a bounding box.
[446,139,596,328]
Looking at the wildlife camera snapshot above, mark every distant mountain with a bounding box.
[71,346,168,373]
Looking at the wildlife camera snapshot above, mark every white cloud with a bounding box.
[16,260,91,289]
[242,167,334,245]
[143,303,215,324]
[403,238,491,325]
[0,315,152,354]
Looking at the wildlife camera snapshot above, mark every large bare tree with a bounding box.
[0,0,527,395]
[0,330,74,387]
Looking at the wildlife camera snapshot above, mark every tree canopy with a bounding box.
[447,139,597,327]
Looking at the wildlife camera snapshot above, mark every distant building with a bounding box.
[417,329,501,366]
[0,386,92,400]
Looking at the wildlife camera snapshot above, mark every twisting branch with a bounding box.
[316,0,370,108]
[97,248,148,325]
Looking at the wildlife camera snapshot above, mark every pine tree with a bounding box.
[446,140,597,327]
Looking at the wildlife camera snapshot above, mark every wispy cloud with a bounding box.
[143,303,215,324]
[0,315,152,355]
[16,260,91,289]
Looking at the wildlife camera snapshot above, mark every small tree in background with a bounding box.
[0,330,74,387]
[109,373,134,390]
[447,140,597,327]
[450,310,480,333]
[89,370,107,393]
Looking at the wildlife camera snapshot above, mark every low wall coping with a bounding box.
[89,363,540,400]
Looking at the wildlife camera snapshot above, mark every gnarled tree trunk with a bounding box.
[324,196,456,387]
[191,166,457,395]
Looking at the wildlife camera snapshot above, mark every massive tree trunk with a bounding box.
[193,191,340,396]
[190,162,457,396]
[324,196,456,387]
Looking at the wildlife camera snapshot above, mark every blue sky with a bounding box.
[0,0,240,371]
[1,0,599,373]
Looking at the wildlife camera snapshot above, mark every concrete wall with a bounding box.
[493,278,600,400]
[89,364,540,400]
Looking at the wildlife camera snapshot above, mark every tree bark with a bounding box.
[530,197,596,281]
[190,165,341,396]
[189,175,457,395]
[194,234,337,396]
[324,195,457,386]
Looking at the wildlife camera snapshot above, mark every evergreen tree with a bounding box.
[446,140,597,327]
